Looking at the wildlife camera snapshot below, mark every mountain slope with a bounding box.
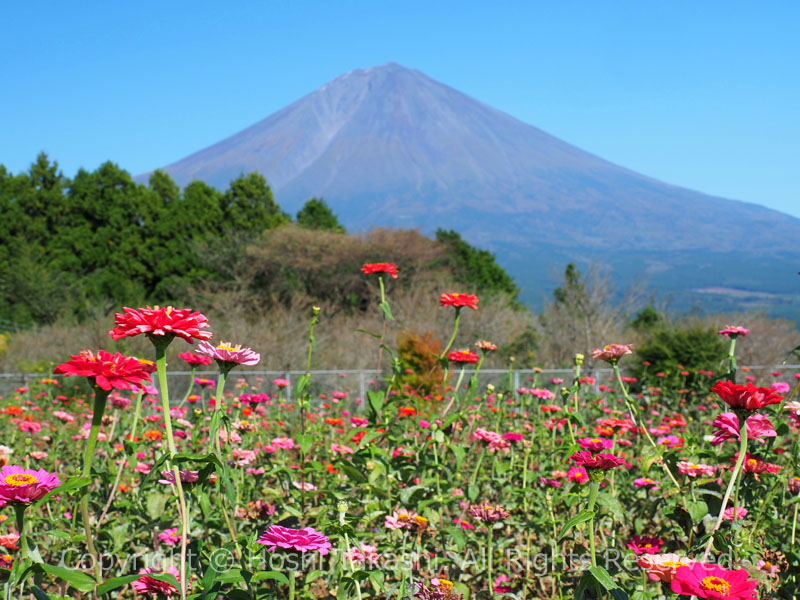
[139,63,800,316]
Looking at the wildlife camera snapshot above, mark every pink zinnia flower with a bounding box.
[711,412,776,446]
[677,461,716,477]
[717,325,749,338]
[158,527,183,547]
[273,378,290,388]
[347,543,379,565]
[158,469,199,485]
[256,525,331,555]
[0,466,61,505]
[131,566,182,597]
[634,477,660,490]
[723,506,748,520]
[770,381,790,394]
[591,344,634,363]
[110,306,212,343]
[271,437,294,450]
[671,562,757,599]
[197,341,260,367]
[578,437,614,452]
[637,553,692,582]
[567,466,589,484]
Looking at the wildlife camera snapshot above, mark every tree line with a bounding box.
[0,154,518,324]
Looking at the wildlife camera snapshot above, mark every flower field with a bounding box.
[0,265,798,599]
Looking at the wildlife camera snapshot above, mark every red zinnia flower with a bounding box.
[711,381,782,411]
[131,566,183,597]
[671,562,757,599]
[439,293,479,310]
[361,262,399,278]
[54,350,153,392]
[109,306,212,343]
[447,350,480,364]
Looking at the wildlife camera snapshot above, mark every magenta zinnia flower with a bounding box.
[578,437,614,451]
[569,450,626,470]
[627,535,664,555]
[671,562,757,599]
[109,306,212,343]
[197,341,260,367]
[717,325,749,338]
[711,412,776,446]
[0,466,61,505]
[256,525,331,555]
[131,566,182,597]
[178,352,212,366]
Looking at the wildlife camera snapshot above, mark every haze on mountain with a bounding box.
[140,62,800,319]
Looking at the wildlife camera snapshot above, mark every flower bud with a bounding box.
[574,353,585,366]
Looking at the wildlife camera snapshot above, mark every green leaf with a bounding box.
[367,390,384,420]
[368,570,384,590]
[355,328,382,339]
[339,462,367,484]
[40,563,96,593]
[467,484,479,502]
[557,510,594,541]
[687,500,709,524]
[379,300,395,321]
[97,574,143,596]
[297,433,314,455]
[251,570,290,585]
[595,492,624,520]
[34,475,91,508]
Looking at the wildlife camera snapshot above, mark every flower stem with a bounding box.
[81,387,109,583]
[13,505,27,561]
[703,413,749,561]
[587,480,600,568]
[487,523,494,597]
[288,570,296,600]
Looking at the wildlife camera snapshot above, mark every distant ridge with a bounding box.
[139,63,800,318]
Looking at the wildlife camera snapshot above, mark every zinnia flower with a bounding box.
[467,502,510,522]
[711,412,776,446]
[578,437,614,452]
[0,466,61,505]
[627,535,664,555]
[439,292,479,310]
[723,506,748,520]
[637,553,692,582]
[361,262,399,278]
[711,381,782,411]
[569,450,626,470]
[591,344,634,363]
[671,562,757,599]
[677,461,716,477]
[717,325,749,338]
[109,306,212,343]
[54,350,153,392]
[158,528,183,547]
[447,350,480,364]
[256,525,331,555]
[414,578,463,600]
[178,352,212,366]
[197,341,260,368]
[131,566,182,597]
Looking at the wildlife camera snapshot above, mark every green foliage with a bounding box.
[435,228,519,302]
[0,155,287,323]
[498,325,538,366]
[633,325,727,384]
[630,305,662,331]
[296,197,345,232]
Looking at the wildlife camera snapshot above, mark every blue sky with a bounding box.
[2,1,798,217]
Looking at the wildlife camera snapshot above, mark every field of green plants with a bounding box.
[0,264,798,600]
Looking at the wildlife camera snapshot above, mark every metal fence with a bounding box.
[2,365,799,403]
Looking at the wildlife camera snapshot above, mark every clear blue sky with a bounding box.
[2,1,798,217]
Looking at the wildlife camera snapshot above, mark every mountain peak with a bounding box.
[138,65,800,317]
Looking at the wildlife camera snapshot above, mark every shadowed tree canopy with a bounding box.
[296,197,345,232]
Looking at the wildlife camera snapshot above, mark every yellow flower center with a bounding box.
[4,473,37,486]
[414,516,429,526]
[398,512,409,520]
[217,343,240,351]
[438,579,454,590]
[663,560,683,568]
[701,576,731,595]
[746,459,758,469]
[590,438,601,444]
